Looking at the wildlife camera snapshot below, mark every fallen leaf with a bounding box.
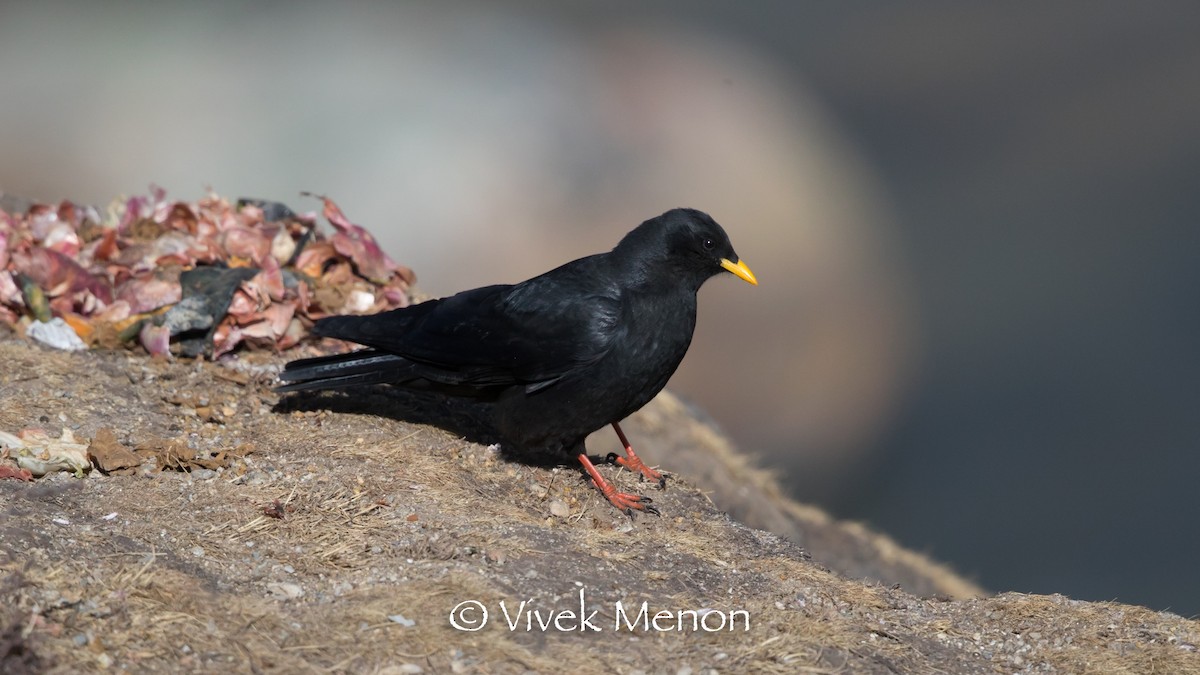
[0,465,33,481]
[310,193,400,284]
[13,428,91,477]
[88,427,142,474]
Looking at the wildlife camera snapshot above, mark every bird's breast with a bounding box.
[605,294,697,401]
[491,291,698,453]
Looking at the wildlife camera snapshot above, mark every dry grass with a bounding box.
[1,336,1197,673]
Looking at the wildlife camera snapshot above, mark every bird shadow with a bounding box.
[272,386,571,470]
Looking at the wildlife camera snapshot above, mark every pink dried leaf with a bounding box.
[186,235,225,266]
[293,240,338,278]
[261,302,294,337]
[56,200,80,228]
[210,319,244,359]
[119,195,150,232]
[381,284,410,309]
[27,203,59,241]
[42,222,81,258]
[226,287,262,323]
[79,227,119,265]
[92,300,132,324]
[276,317,305,350]
[0,465,33,481]
[73,288,104,316]
[147,231,198,268]
[253,254,286,301]
[293,278,312,314]
[0,272,21,306]
[116,270,183,314]
[239,319,277,340]
[49,295,75,317]
[148,185,171,223]
[314,195,399,283]
[219,226,271,264]
[13,248,112,304]
[163,202,199,234]
[139,322,172,357]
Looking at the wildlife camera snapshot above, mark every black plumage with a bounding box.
[278,208,756,515]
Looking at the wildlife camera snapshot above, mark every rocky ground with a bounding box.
[1,334,1197,674]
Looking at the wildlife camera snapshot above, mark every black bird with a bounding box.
[277,208,756,515]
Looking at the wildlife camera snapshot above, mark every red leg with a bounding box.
[609,422,667,489]
[578,453,659,517]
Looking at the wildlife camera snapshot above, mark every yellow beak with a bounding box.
[720,258,758,286]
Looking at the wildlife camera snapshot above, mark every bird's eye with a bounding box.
[702,238,715,250]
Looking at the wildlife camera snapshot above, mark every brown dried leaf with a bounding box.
[88,427,142,474]
[135,436,193,471]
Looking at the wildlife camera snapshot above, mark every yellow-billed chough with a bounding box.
[278,208,756,516]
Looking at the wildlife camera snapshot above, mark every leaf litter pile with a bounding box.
[0,188,415,481]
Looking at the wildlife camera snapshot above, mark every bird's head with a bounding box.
[614,208,757,290]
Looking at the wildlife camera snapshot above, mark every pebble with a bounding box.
[388,613,416,627]
[378,666,423,675]
[267,582,304,600]
[548,500,570,518]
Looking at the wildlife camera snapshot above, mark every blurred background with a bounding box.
[2,2,1197,615]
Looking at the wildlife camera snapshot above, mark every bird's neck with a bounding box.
[609,255,706,295]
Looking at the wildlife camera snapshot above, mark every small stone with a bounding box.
[388,613,416,627]
[267,582,304,600]
[548,500,570,518]
[378,666,424,675]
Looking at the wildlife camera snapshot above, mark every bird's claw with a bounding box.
[600,486,659,518]
[637,471,670,490]
[625,503,662,518]
[610,452,668,489]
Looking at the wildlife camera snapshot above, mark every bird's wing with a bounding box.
[314,268,621,392]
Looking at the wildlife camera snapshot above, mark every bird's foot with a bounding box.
[577,452,661,518]
[595,483,660,518]
[605,451,668,489]
[608,422,668,489]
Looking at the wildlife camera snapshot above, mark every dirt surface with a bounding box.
[2,334,1198,674]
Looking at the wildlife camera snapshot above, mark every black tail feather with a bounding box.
[276,349,412,392]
